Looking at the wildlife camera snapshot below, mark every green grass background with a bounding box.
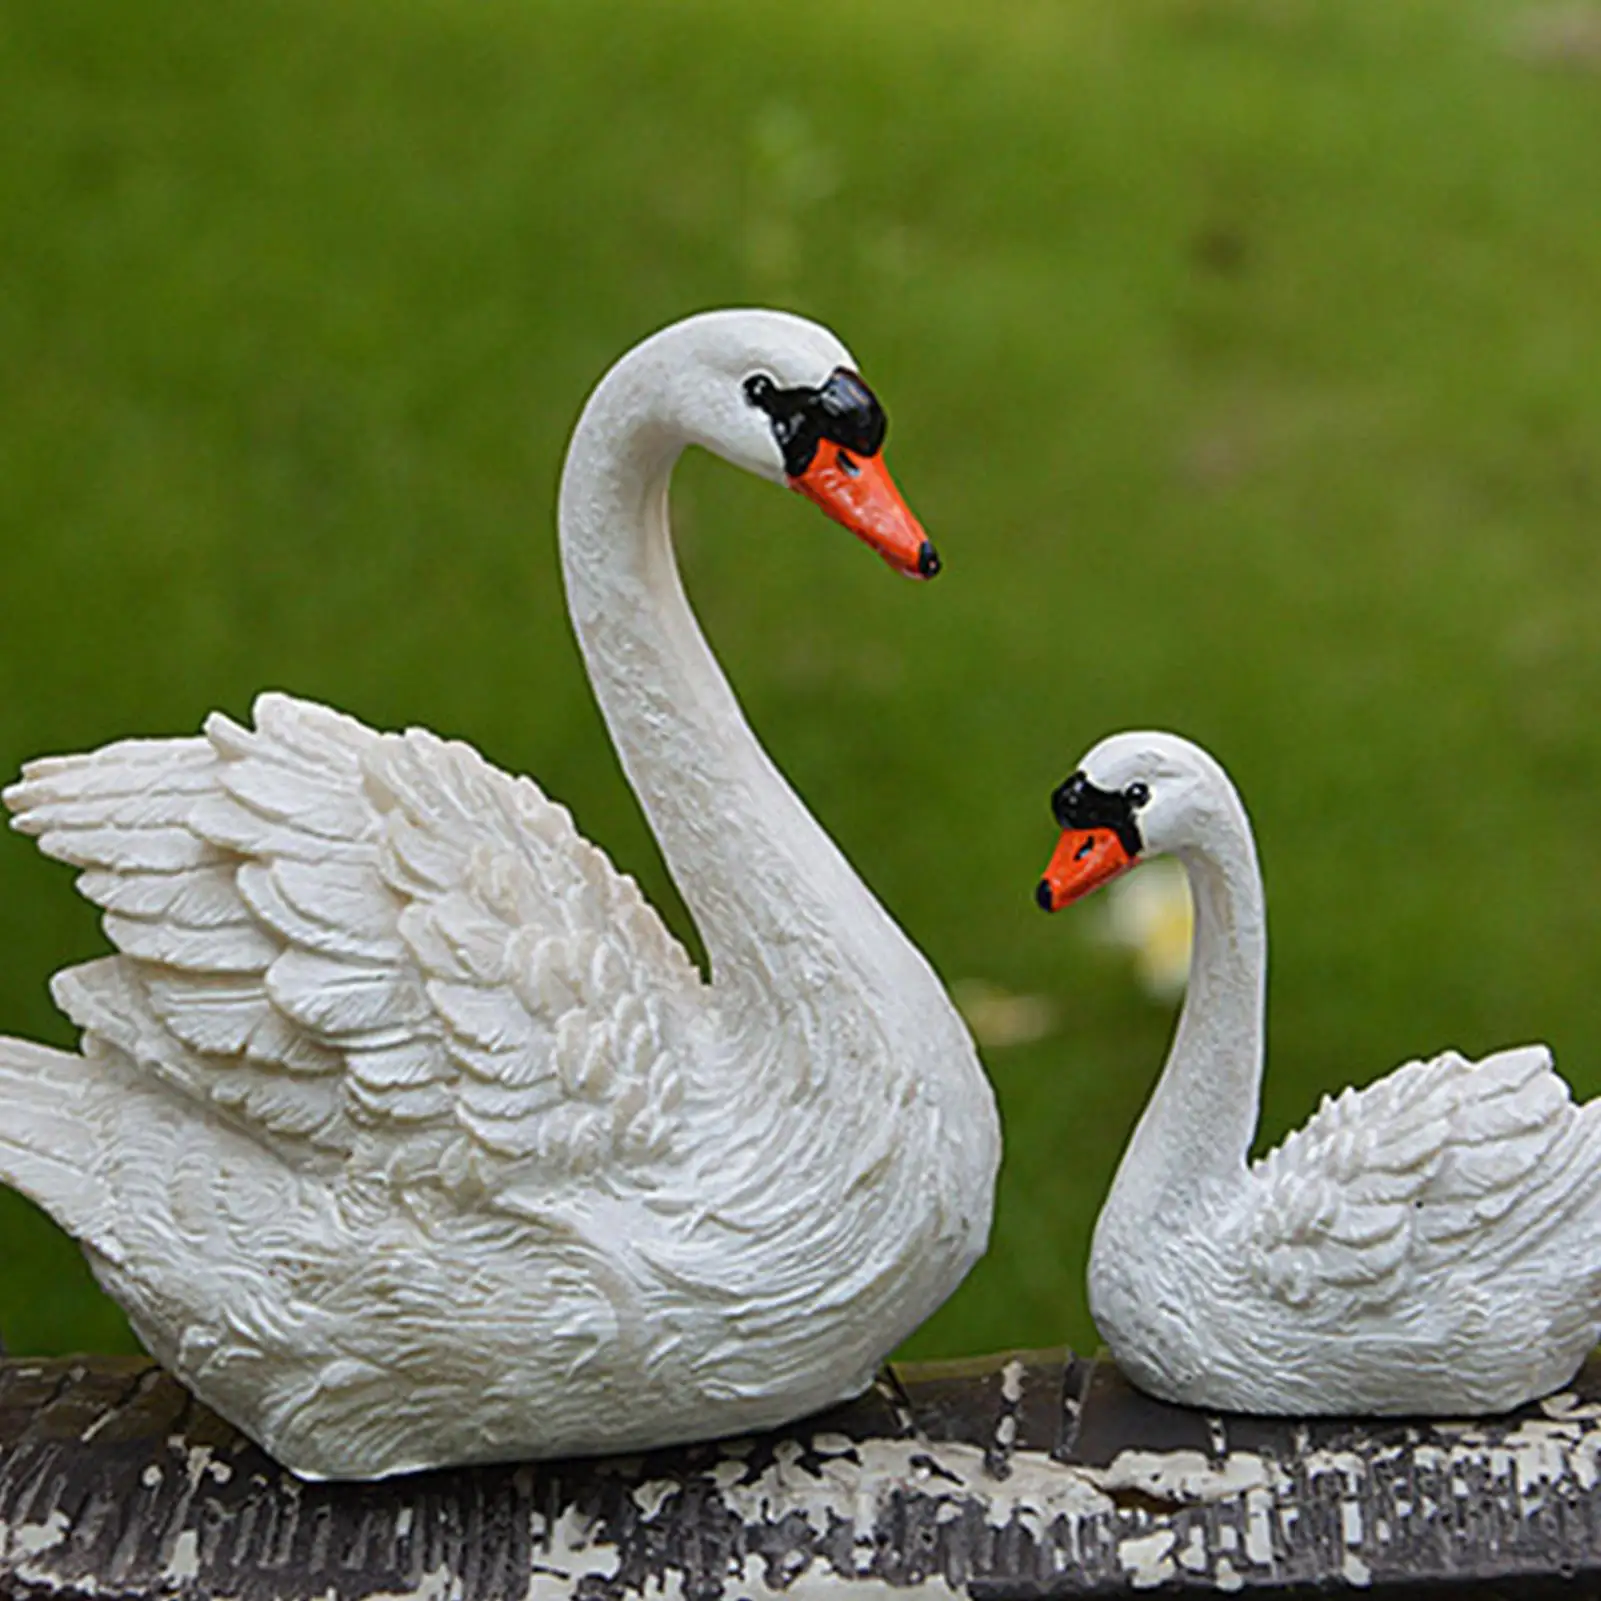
[3,0,1601,1362]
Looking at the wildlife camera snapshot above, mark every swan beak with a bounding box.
[1036,828,1137,912]
[790,447,939,579]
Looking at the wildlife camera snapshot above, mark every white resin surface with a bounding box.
[0,310,1000,1479]
[1074,731,1601,1415]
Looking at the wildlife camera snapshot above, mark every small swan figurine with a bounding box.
[0,310,1000,1478]
[1036,730,1601,1415]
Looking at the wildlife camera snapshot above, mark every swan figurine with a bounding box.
[0,309,1000,1479]
[1036,730,1601,1415]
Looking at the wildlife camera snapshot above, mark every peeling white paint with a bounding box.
[706,1436,1111,1544]
[1303,1446,1365,1489]
[810,1432,855,1456]
[1541,1391,1601,1422]
[182,1443,216,1492]
[1177,1524,1208,1572]
[741,1567,962,1601]
[1372,1412,1601,1505]
[519,1504,624,1599]
[362,1564,463,1601]
[1117,1527,1175,1589]
[18,1367,1601,1601]
[1504,1417,1596,1493]
[1244,1487,1274,1565]
[1091,1447,1270,1504]
[1340,1499,1363,1546]
[140,1463,162,1488]
[79,1405,119,1444]
[1343,1549,1373,1587]
[166,1528,200,1582]
[1213,1555,1244,1592]
[1000,1358,1025,1405]
[0,1424,1583,1601]
[554,1418,1601,1600]
[8,1510,69,1557]
[631,1478,679,1520]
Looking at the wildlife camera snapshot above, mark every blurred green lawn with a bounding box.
[3,0,1601,1362]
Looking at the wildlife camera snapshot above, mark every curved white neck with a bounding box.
[555,345,913,1025]
[1109,785,1267,1217]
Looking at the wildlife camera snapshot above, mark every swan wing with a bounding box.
[1244,1044,1586,1313]
[5,691,705,1191]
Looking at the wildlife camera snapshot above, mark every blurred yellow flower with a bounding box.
[1101,858,1193,1003]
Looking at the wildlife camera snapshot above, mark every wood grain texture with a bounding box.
[4,1349,1601,1598]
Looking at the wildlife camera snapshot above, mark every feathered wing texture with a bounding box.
[4,692,706,1197]
[0,1039,118,1258]
[1244,1044,1601,1316]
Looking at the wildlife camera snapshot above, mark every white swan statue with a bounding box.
[1036,730,1601,1415]
[0,309,1000,1479]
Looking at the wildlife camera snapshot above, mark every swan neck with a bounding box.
[555,354,893,1004]
[1118,791,1266,1200]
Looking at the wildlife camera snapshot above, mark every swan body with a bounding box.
[0,310,999,1479]
[1037,731,1601,1415]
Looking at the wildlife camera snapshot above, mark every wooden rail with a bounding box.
[3,1348,1600,1598]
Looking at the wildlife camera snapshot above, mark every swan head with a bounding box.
[1034,732,1224,912]
[644,309,939,580]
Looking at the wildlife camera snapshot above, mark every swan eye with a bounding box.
[1127,782,1151,807]
[837,448,860,477]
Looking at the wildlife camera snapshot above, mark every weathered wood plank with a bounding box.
[3,1349,1600,1597]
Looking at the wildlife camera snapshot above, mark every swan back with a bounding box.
[1246,1043,1601,1316]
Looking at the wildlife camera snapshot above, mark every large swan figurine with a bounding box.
[0,310,1000,1479]
[1036,730,1601,1415]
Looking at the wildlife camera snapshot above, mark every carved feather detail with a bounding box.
[1246,1044,1588,1313]
[6,692,704,1188]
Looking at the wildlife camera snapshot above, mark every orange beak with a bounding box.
[1036,829,1137,912]
[791,446,940,579]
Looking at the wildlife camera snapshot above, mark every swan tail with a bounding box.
[0,1037,114,1254]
